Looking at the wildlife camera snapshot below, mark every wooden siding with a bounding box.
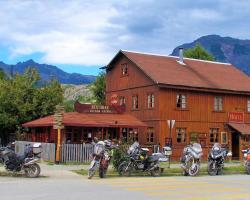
[106,53,250,160]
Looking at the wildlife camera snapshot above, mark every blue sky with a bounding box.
[0,0,250,75]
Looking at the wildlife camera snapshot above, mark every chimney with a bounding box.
[178,47,185,65]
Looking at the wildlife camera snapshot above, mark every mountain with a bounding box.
[171,35,250,75]
[0,60,96,84]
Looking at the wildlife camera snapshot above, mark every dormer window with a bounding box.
[121,63,128,76]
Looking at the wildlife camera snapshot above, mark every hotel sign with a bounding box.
[228,112,244,123]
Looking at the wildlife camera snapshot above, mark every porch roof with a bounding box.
[22,112,147,128]
[227,122,250,135]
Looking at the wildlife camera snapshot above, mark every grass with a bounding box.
[73,164,247,178]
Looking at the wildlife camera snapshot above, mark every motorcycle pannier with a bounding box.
[33,143,42,154]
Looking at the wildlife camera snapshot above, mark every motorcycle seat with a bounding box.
[147,155,159,162]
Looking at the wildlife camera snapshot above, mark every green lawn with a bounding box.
[74,164,247,178]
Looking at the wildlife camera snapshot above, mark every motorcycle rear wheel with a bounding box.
[150,167,160,177]
[207,161,217,176]
[24,163,41,178]
[118,161,132,176]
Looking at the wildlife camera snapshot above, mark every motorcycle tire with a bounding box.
[217,169,223,175]
[99,169,105,178]
[88,170,95,179]
[150,167,160,177]
[118,161,132,176]
[246,162,250,175]
[24,163,41,178]
[207,161,217,176]
[188,163,200,176]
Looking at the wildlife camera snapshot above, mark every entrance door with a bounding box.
[231,132,240,160]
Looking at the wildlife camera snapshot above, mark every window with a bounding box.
[214,96,223,111]
[221,132,228,144]
[176,94,187,109]
[147,128,154,143]
[121,63,128,76]
[248,99,250,112]
[176,128,186,143]
[210,128,219,143]
[119,96,126,105]
[147,93,155,108]
[132,95,139,110]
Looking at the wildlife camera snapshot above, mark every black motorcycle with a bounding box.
[0,143,42,178]
[207,143,232,176]
[118,142,160,176]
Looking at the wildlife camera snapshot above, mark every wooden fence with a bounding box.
[60,144,94,163]
[15,141,56,162]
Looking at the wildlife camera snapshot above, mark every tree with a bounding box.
[184,43,215,61]
[0,68,5,80]
[90,72,106,105]
[0,68,63,145]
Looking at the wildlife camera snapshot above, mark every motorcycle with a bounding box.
[0,143,42,178]
[88,140,114,179]
[118,142,160,176]
[241,148,250,174]
[180,143,203,176]
[207,143,232,176]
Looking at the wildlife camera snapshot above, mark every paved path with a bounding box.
[1,163,250,200]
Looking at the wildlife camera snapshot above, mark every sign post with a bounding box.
[167,120,175,147]
[53,105,65,164]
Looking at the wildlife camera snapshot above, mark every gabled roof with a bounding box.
[22,112,146,128]
[108,50,250,94]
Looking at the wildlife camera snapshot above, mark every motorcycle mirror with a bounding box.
[227,151,232,157]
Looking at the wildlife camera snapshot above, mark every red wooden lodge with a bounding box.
[23,49,250,160]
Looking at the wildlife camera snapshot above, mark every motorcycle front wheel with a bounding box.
[88,170,95,179]
[118,161,132,176]
[24,163,41,178]
[99,168,106,178]
[188,162,200,176]
[207,161,217,176]
[246,161,250,175]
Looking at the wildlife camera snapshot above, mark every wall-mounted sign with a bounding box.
[74,101,125,114]
[110,94,118,105]
[228,112,244,123]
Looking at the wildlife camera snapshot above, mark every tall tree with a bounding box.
[184,43,215,61]
[90,72,106,105]
[0,68,63,145]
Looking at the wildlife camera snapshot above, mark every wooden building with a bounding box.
[23,103,146,144]
[105,50,250,160]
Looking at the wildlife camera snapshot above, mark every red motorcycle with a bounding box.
[88,140,113,179]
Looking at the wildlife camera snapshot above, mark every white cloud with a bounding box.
[0,0,250,66]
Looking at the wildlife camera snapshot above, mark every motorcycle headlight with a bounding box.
[244,153,247,158]
[213,146,220,151]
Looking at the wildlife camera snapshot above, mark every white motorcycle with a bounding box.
[180,143,203,176]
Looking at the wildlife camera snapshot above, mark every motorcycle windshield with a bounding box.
[94,144,105,156]
[127,142,139,154]
[212,143,221,152]
[192,143,202,154]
